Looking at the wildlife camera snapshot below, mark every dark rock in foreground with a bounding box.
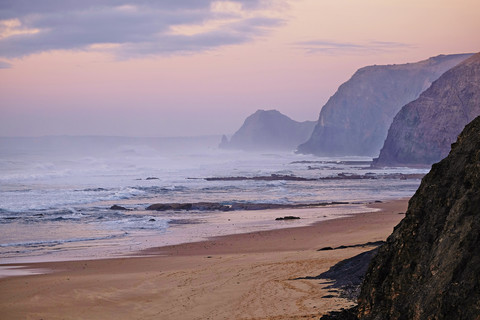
[295,244,384,304]
[357,116,480,319]
[320,307,359,320]
[319,249,380,302]
[374,52,480,167]
[297,54,472,157]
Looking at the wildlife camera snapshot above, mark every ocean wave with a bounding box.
[100,216,170,231]
[200,185,241,192]
[135,185,188,194]
[112,187,146,199]
[0,233,128,248]
[77,187,110,192]
[265,180,287,187]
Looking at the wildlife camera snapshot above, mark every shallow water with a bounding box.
[0,136,428,264]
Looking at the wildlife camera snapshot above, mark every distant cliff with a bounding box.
[297,53,472,156]
[373,52,480,167]
[219,109,316,151]
[355,115,480,320]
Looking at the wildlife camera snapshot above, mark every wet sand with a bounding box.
[0,199,408,320]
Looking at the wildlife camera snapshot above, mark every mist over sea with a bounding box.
[0,136,428,264]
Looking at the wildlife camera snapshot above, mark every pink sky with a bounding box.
[1,0,479,137]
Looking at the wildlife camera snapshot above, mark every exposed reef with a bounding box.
[146,201,349,212]
[196,172,425,182]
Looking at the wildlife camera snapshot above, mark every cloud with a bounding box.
[0,60,12,68]
[295,40,415,55]
[0,0,285,59]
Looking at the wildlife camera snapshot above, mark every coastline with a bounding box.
[0,198,408,319]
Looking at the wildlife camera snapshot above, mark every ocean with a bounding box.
[0,136,428,264]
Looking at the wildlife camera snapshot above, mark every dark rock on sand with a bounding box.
[275,216,301,221]
[356,115,480,319]
[317,241,385,251]
[318,247,334,251]
[319,249,380,301]
[296,248,381,303]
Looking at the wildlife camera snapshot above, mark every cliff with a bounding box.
[356,115,480,319]
[219,109,316,151]
[297,53,472,156]
[373,52,480,167]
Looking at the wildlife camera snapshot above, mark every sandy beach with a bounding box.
[0,199,408,320]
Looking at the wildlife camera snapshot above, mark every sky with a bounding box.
[1,0,479,137]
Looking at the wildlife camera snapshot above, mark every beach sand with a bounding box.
[0,199,408,320]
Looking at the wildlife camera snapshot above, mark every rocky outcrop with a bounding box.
[202,174,316,181]
[110,205,129,210]
[199,173,424,181]
[373,52,480,167]
[219,109,316,151]
[355,115,480,319]
[297,54,472,156]
[146,201,349,212]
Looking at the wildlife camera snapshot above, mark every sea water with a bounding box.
[0,136,428,264]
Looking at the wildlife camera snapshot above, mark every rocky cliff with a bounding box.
[297,54,472,156]
[219,109,316,151]
[356,115,480,319]
[373,52,480,167]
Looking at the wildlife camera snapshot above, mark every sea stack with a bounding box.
[356,115,480,319]
[297,54,472,157]
[373,52,480,167]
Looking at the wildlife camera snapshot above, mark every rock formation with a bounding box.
[297,53,472,156]
[373,52,480,167]
[355,115,480,319]
[219,109,315,151]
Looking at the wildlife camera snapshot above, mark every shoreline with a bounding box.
[141,199,405,257]
[0,201,384,265]
[0,198,408,319]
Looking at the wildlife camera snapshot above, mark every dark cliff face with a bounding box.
[373,52,480,167]
[297,53,472,157]
[357,116,480,320]
[219,109,316,151]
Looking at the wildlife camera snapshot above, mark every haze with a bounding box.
[1,0,479,137]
